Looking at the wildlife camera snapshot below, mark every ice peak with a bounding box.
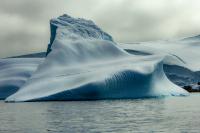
[46,14,113,55]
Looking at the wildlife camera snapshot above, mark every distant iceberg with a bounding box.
[120,38,200,86]
[4,14,190,102]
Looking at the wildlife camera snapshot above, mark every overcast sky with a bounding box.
[1,0,200,57]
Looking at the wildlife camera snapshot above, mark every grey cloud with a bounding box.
[92,0,200,42]
[0,0,200,57]
[0,0,49,20]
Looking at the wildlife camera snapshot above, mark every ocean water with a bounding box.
[0,94,200,133]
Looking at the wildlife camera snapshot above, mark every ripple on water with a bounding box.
[0,94,200,133]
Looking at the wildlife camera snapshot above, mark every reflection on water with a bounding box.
[0,94,200,133]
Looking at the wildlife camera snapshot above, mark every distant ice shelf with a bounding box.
[2,14,200,102]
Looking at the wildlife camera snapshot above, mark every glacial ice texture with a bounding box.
[4,14,190,102]
[0,58,43,99]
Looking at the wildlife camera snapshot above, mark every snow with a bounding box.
[120,39,200,71]
[119,39,200,86]
[46,14,113,55]
[5,14,189,102]
[0,58,43,99]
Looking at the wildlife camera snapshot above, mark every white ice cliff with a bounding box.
[2,14,190,102]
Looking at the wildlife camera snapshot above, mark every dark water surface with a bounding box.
[0,94,200,133]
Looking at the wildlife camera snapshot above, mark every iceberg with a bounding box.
[119,38,200,86]
[5,14,188,102]
[0,58,43,99]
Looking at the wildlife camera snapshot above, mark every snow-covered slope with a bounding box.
[0,58,43,99]
[119,38,200,86]
[120,39,200,71]
[5,15,188,102]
